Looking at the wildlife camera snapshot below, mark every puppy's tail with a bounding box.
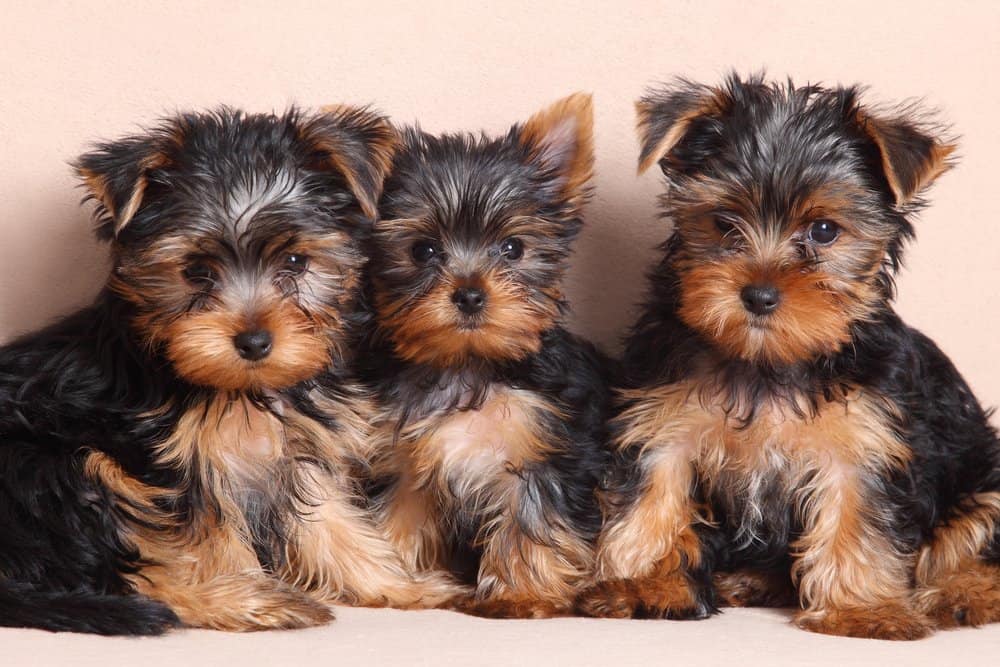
[0,581,180,635]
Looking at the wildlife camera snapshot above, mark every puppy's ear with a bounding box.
[853,103,956,206]
[635,80,725,175]
[516,92,595,207]
[305,105,400,219]
[76,134,174,240]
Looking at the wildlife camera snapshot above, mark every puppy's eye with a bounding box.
[411,241,440,265]
[807,220,841,245]
[714,216,737,237]
[499,237,524,261]
[283,253,309,275]
[183,262,215,285]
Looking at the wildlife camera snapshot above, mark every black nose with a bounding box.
[233,330,273,361]
[741,285,781,316]
[452,287,486,315]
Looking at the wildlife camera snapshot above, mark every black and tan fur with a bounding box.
[361,94,613,618]
[577,74,1000,640]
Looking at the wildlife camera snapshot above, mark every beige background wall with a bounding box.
[1,1,997,411]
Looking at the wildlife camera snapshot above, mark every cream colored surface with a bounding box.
[4,607,1000,667]
[1,0,999,661]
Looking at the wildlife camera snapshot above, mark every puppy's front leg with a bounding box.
[791,455,930,639]
[374,468,449,573]
[88,450,332,631]
[576,443,709,619]
[281,463,464,609]
[457,470,593,619]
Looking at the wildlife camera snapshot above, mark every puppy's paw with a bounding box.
[794,604,932,640]
[166,576,334,631]
[714,569,797,608]
[452,595,570,619]
[916,563,1000,628]
[575,575,712,620]
[407,571,474,609]
[575,580,641,618]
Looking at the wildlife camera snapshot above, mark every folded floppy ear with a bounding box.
[854,105,956,206]
[516,92,595,205]
[76,135,173,239]
[306,105,400,219]
[635,80,725,175]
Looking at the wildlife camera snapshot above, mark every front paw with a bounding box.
[207,583,335,631]
[575,576,712,620]
[408,571,474,609]
[575,580,642,618]
[452,594,570,619]
[915,564,1000,628]
[246,592,335,630]
[354,570,472,610]
[714,569,798,608]
[794,604,933,640]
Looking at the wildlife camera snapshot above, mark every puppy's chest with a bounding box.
[402,386,557,492]
[705,415,805,537]
[703,408,812,484]
[639,380,891,476]
[165,395,349,499]
[209,400,288,484]
[633,379,907,546]
[685,402,838,551]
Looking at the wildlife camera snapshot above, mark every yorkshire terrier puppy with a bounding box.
[578,74,1000,639]
[361,94,612,618]
[0,107,457,635]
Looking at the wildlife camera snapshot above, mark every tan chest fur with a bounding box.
[195,398,285,483]
[393,387,558,502]
[87,384,375,576]
[614,377,911,552]
[622,379,907,483]
[154,387,374,491]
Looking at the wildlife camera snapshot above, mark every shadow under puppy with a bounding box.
[0,106,458,635]
[360,94,612,618]
[577,73,1000,639]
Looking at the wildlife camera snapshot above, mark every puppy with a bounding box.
[0,106,456,634]
[578,74,1000,639]
[361,94,612,618]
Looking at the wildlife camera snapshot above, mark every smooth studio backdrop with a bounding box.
[1,0,998,412]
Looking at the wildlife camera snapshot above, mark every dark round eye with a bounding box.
[714,216,737,237]
[411,240,439,264]
[283,253,309,275]
[182,261,215,285]
[807,220,841,245]
[499,237,524,261]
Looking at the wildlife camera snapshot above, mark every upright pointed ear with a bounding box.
[516,92,594,204]
[635,80,725,175]
[306,105,400,219]
[854,105,956,206]
[76,135,174,239]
